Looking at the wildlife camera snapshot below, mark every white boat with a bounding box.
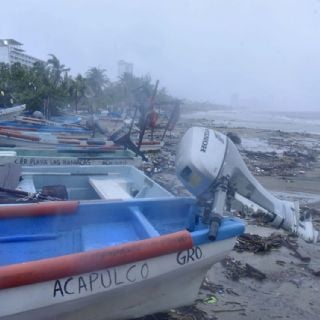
[0,127,162,155]
[0,165,172,203]
[0,104,26,120]
[0,167,245,319]
[0,149,142,167]
[1,124,317,320]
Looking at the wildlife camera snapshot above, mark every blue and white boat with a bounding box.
[0,116,90,133]
[0,148,142,168]
[0,197,244,319]
[0,161,245,319]
[2,165,172,203]
[0,104,26,121]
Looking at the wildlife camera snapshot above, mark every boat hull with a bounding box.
[0,105,25,121]
[0,134,162,152]
[0,239,235,320]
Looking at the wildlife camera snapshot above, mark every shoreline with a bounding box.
[140,115,320,320]
[148,117,320,203]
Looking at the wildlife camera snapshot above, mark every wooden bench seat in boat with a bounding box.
[88,176,132,200]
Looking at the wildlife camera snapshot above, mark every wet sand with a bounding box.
[140,117,320,320]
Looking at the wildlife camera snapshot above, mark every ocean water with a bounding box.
[183,109,320,134]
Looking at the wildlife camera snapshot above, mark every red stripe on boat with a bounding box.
[140,141,161,145]
[58,139,81,144]
[0,201,79,218]
[0,129,40,141]
[21,116,46,123]
[0,126,37,132]
[0,230,193,289]
[57,135,88,140]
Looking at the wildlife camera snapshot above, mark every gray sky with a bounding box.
[2,0,320,110]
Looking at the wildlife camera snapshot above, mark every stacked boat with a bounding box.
[0,114,164,157]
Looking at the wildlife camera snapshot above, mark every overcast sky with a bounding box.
[2,0,320,110]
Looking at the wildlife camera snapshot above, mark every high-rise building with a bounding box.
[118,60,133,77]
[0,39,41,67]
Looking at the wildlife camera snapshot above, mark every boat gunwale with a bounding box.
[0,230,193,290]
[0,201,79,218]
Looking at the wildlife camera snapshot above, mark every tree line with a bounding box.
[0,54,174,117]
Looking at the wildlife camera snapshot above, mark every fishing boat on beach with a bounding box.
[50,114,82,125]
[0,148,142,167]
[0,104,26,121]
[4,124,316,320]
[0,154,245,319]
[0,127,162,158]
[0,196,244,320]
[0,116,90,133]
[0,128,114,149]
[0,164,171,203]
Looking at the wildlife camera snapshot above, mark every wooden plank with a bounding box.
[89,176,131,200]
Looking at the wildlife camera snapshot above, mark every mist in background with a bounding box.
[2,0,320,111]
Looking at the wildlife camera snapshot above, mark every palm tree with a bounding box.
[85,67,109,94]
[85,67,109,111]
[47,54,70,86]
[69,74,87,113]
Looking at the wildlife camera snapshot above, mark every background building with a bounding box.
[117,60,133,77]
[0,39,41,67]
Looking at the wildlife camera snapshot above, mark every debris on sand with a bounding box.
[241,149,319,177]
[234,233,287,253]
[234,233,313,263]
[221,257,267,281]
[139,306,212,320]
[137,119,320,320]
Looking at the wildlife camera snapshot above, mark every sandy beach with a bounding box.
[139,113,320,320]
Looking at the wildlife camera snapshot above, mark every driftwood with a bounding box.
[221,257,266,281]
[234,233,284,253]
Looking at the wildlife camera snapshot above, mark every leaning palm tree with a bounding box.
[44,55,71,117]
[47,54,70,86]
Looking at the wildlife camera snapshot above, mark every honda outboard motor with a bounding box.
[176,127,319,243]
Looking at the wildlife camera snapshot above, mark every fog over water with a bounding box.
[183,109,320,133]
[2,0,320,111]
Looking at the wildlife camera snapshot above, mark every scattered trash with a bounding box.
[202,295,218,305]
[137,119,320,320]
[282,238,311,262]
[276,260,286,266]
[221,257,266,281]
[200,279,224,294]
[234,233,285,253]
[212,308,246,314]
[167,305,212,320]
